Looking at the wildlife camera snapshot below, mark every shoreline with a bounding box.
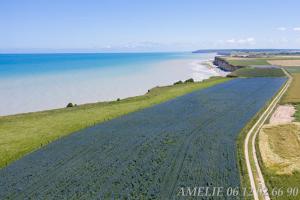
[0,74,225,118]
[0,77,230,168]
[0,54,224,116]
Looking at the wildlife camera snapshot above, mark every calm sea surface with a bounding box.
[0,52,220,115]
[0,53,198,77]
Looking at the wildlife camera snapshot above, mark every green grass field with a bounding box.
[258,76,300,200]
[284,66,300,73]
[258,108,300,200]
[225,57,300,67]
[226,59,270,67]
[262,170,300,200]
[0,77,229,168]
[281,73,300,104]
[229,67,286,78]
[295,104,300,121]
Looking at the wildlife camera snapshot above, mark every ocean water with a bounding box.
[0,52,224,116]
[0,53,198,77]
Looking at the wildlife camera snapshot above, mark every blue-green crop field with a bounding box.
[0,78,286,199]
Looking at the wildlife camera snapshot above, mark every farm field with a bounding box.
[257,72,300,199]
[229,67,285,77]
[296,104,300,121]
[258,117,300,200]
[224,56,300,67]
[0,77,228,169]
[226,58,270,67]
[267,59,300,74]
[225,57,269,67]
[0,78,286,199]
[259,123,300,175]
[282,66,300,73]
[281,73,300,103]
[268,60,300,67]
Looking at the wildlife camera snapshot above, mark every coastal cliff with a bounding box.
[213,57,242,72]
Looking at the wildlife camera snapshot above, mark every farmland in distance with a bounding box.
[0,78,286,199]
[229,67,285,78]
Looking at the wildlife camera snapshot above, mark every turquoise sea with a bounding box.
[0,53,198,77]
[0,52,222,116]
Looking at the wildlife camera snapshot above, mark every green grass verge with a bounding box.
[281,73,300,104]
[237,77,288,200]
[295,104,300,121]
[229,67,286,78]
[237,94,277,200]
[262,171,300,200]
[283,66,300,74]
[0,77,229,168]
[236,116,256,200]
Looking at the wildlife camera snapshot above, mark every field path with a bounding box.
[244,69,292,200]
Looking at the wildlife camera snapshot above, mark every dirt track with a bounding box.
[244,68,292,200]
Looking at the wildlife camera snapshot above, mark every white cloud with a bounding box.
[293,27,300,31]
[226,39,236,43]
[277,27,287,31]
[96,41,196,52]
[268,37,288,44]
[224,37,256,45]
[238,37,255,44]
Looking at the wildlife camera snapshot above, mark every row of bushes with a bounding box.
[66,78,197,108]
[173,78,194,85]
[66,79,196,108]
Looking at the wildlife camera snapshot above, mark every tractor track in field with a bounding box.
[161,81,277,199]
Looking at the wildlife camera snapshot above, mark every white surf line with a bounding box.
[244,69,292,200]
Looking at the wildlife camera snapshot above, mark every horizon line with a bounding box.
[1,48,300,54]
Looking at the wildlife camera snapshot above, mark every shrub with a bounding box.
[66,103,74,108]
[226,74,238,78]
[184,78,194,83]
[173,80,183,85]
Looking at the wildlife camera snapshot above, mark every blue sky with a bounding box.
[1,0,300,52]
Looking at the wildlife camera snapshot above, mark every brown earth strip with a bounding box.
[268,60,300,67]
